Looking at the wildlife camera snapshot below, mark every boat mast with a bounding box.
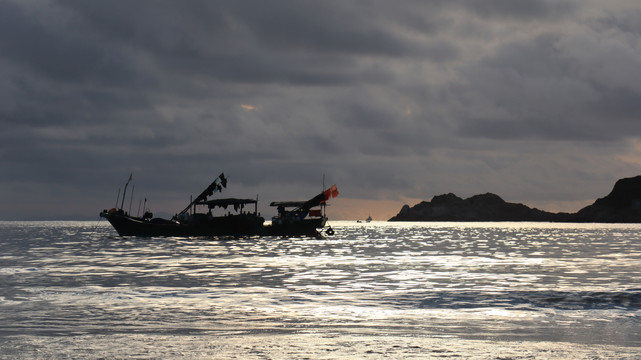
[178,173,227,215]
[322,174,326,217]
[120,174,132,210]
[128,184,135,214]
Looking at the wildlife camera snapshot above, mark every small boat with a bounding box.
[268,185,339,236]
[100,173,339,238]
[100,173,264,237]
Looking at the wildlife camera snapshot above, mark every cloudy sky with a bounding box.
[3,0,641,220]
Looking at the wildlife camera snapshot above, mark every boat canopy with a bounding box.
[270,185,339,213]
[270,196,322,212]
[270,201,306,208]
[197,198,257,210]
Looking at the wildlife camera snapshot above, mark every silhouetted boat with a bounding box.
[357,215,372,223]
[100,174,339,237]
[100,173,264,237]
[268,185,339,236]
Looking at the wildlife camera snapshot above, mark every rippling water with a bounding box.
[1,221,641,358]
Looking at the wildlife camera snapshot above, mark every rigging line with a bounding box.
[93,215,103,236]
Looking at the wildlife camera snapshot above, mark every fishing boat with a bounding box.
[268,185,339,236]
[100,173,264,237]
[357,215,372,223]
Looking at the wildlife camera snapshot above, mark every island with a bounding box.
[389,175,641,223]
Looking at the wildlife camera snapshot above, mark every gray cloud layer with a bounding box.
[2,0,641,219]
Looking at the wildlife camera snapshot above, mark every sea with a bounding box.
[1,220,641,359]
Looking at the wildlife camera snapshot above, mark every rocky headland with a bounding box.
[389,175,641,223]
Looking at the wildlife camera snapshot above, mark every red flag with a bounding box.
[331,185,339,198]
[322,185,339,202]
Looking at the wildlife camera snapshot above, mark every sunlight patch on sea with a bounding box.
[1,220,640,358]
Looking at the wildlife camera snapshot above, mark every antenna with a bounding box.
[115,188,121,209]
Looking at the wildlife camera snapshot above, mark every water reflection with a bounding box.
[1,221,640,350]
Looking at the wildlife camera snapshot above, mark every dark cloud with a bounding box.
[0,1,143,87]
[593,8,641,35]
[454,26,641,142]
[483,34,573,77]
[2,0,641,220]
[460,0,578,20]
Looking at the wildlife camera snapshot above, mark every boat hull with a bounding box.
[100,211,265,237]
[267,217,327,236]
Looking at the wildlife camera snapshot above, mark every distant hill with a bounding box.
[572,175,641,222]
[389,175,641,223]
